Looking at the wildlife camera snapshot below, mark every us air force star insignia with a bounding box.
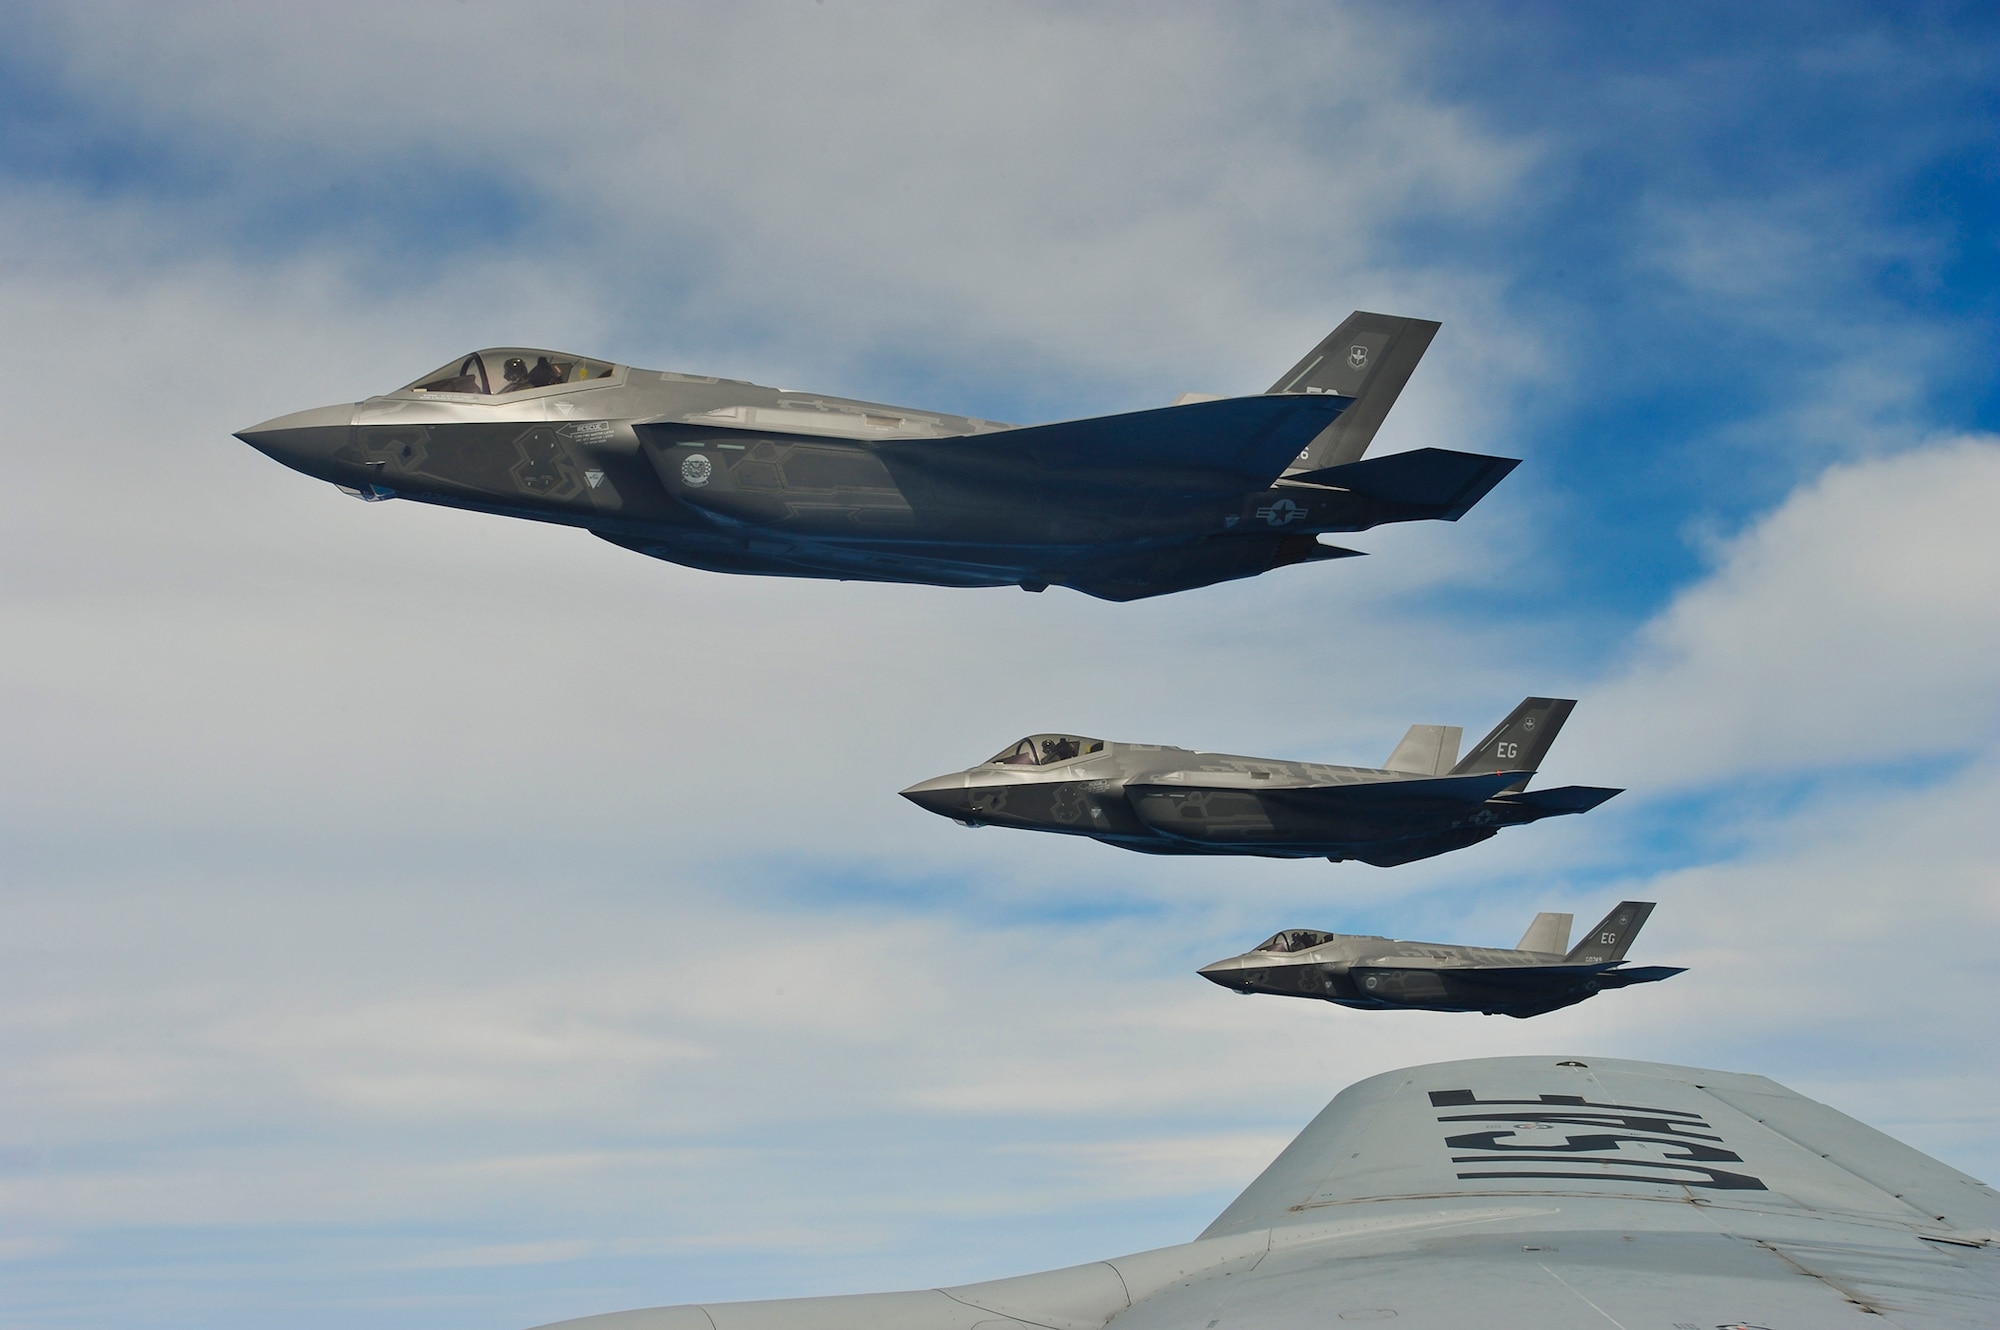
[1348,344,1369,370]
[1256,497,1305,526]
[680,453,713,487]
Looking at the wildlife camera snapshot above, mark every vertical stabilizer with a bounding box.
[1269,312,1441,473]
[1515,912,1573,956]
[1383,724,1462,776]
[1566,901,1656,964]
[1450,698,1577,789]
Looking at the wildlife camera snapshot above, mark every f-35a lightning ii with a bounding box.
[901,698,1619,867]
[235,313,1516,601]
[1198,901,1682,1018]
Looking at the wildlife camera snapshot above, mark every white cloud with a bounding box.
[17,2,1532,398]
[0,9,1995,1329]
[1575,435,2000,784]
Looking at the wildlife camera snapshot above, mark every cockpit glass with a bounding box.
[1254,929,1335,954]
[402,348,616,396]
[985,734,1105,766]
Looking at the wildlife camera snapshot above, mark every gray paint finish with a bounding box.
[1198,901,1681,1018]
[530,1056,2000,1329]
[235,315,1515,601]
[901,698,1620,867]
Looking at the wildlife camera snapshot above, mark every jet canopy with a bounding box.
[987,734,1106,766]
[402,348,616,396]
[1254,929,1337,954]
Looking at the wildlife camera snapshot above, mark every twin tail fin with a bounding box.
[1268,311,1442,472]
[1565,901,1656,964]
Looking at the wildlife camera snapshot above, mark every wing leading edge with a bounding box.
[531,1056,2000,1330]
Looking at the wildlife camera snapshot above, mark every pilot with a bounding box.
[1046,737,1079,762]
[502,357,531,390]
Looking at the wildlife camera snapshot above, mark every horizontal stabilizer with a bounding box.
[1593,964,1687,988]
[1488,784,1623,816]
[1282,448,1519,522]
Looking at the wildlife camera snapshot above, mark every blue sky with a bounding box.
[2,5,1998,1328]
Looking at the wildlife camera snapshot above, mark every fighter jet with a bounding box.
[900,697,1619,867]
[1198,901,1682,1018]
[529,1054,2000,1329]
[234,313,1516,601]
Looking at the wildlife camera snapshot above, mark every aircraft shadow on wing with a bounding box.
[235,313,1516,601]
[901,697,1619,866]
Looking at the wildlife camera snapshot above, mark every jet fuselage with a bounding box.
[902,712,1618,866]
[236,320,1515,601]
[1199,904,1682,1018]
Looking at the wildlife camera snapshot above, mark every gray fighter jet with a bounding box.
[901,698,1619,866]
[235,313,1516,601]
[1198,901,1682,1017]
[529,1055,2000,1329]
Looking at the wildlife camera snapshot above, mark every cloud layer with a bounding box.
[1,6,1997,1330]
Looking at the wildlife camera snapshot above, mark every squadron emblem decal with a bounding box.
[680,453,714,487]
[1348,343,1370,370]
[1428,1089,1766,1191]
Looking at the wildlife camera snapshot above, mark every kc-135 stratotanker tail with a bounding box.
[235,312,1515,601]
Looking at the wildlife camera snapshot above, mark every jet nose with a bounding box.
[1197,956,1256,991]
[235,403,354,479]
[899,773,977,822]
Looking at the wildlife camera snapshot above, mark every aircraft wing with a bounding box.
[1128,770,1527,810]
[1258,770,1530,808]
[879,394,1352,498]
[1279,446,1521,523]
[532,1057,2000,1330]
[1387,961,1685,989]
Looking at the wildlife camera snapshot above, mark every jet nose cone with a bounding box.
[235,403,354,478]
[900,773,977,821]
[1197,956,1254,990]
